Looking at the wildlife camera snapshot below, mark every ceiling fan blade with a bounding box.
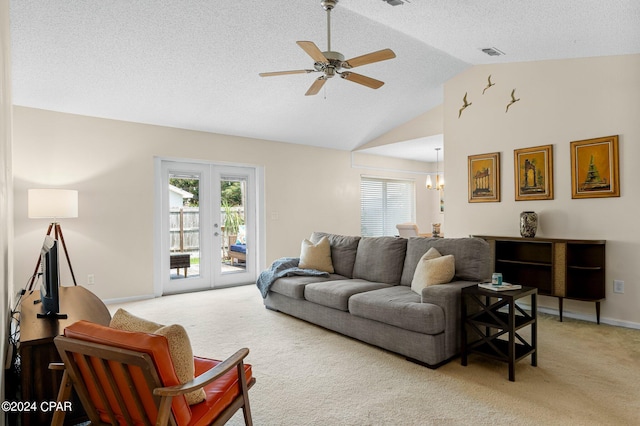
[344,48,396,68]
[305,77,327,96]
[341,72,384,89]
[259,70,315,77]
[297,41,328,63]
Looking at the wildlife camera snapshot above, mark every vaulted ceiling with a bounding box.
[10,1,640,161]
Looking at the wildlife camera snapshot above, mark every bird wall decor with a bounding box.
[482,75,495,94]
[458,92,472,118]
[505,89,520,113]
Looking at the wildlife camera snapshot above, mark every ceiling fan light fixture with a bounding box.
[258,0,395,95]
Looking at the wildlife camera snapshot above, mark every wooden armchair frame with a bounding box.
[53,335,255,426]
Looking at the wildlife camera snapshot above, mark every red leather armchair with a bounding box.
[52,320,254,426]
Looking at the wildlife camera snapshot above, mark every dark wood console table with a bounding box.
[18,285,111,426]
[473,236,606,323]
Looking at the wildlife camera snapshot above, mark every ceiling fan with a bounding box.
[259,0,396,96]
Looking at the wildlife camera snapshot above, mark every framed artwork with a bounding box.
[439,188,444,213]
[468,152,500,203]
[570,135,620,199]
[514,144,554,201]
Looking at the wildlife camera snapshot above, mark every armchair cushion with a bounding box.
[190,356,253,426]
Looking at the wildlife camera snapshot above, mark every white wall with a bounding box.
[444,54,640,327]
[12,107,433,301]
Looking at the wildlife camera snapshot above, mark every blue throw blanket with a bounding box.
[256,257,329,298]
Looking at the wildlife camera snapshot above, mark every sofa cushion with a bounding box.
[311,232,361,278]
[411,249,455,294]
[304,279,391,311]
[352,237,407,284]
[401,237,491,286]
[270,274,347,299]
[349,286,446,335]
[299,236,334,273]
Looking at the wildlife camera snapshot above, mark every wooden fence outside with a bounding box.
[170,208,199,252]
[170,207,244,252]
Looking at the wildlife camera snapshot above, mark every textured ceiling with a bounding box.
[10,1,640,162]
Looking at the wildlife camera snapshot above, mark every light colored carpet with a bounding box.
[108,285,640,425]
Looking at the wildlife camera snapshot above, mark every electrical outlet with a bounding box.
[613,280,624,294]
[87,274,95,285]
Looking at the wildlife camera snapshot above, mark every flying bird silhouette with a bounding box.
[506,89,520,113]
[482,75,495,94]
[459,92,472,118]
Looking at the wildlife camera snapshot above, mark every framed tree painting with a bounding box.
[570,135,620,199]
[514,144,554,201]
[468,152,500,203]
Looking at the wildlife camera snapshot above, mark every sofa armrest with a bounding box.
[421,281,477,359]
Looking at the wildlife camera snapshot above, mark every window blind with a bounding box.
[360,177,415,237]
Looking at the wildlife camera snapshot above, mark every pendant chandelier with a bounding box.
[426,147,444,190]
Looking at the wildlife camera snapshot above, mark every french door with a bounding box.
[156,159,258,295]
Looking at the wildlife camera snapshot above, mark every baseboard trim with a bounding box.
[522,303,640,330]
[103,293,156,305]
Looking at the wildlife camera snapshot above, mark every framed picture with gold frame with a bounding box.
[570,135,620,199]
[514,144,554,201]
[468,152,500,203]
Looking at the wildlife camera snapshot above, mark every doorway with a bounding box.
[155,159,259,295]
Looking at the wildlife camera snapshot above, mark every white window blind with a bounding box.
[361,177,415,237]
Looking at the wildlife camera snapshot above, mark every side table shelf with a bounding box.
[461,284,538,381]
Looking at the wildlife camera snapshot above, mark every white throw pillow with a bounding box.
[299,236,334,273]
[411,248,455,294]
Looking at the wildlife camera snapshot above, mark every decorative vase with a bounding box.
[432,223,441,238]
[520,211,538,238]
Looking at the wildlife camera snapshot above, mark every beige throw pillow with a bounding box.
[411,248,455,294]
[299,236,334,273]
[110,308,163,333]
[109,309,205,405]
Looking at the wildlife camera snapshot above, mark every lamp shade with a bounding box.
[28,189,78,219]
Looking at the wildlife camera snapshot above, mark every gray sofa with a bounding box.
[262,232,491,367]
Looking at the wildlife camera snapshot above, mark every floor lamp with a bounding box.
[27,189,79,291]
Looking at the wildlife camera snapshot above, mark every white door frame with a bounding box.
[153,157,264,296]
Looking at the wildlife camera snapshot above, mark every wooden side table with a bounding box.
[461,284,537,381]
[18,285,111,426]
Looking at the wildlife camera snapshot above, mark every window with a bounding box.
[361,177,415,236]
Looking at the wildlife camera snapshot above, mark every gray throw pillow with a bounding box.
[311,232,360,278]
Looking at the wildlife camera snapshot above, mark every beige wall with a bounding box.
[12,107,432,301]
[444,54,640,327]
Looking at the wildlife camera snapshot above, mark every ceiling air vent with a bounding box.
[481,47,505,57]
